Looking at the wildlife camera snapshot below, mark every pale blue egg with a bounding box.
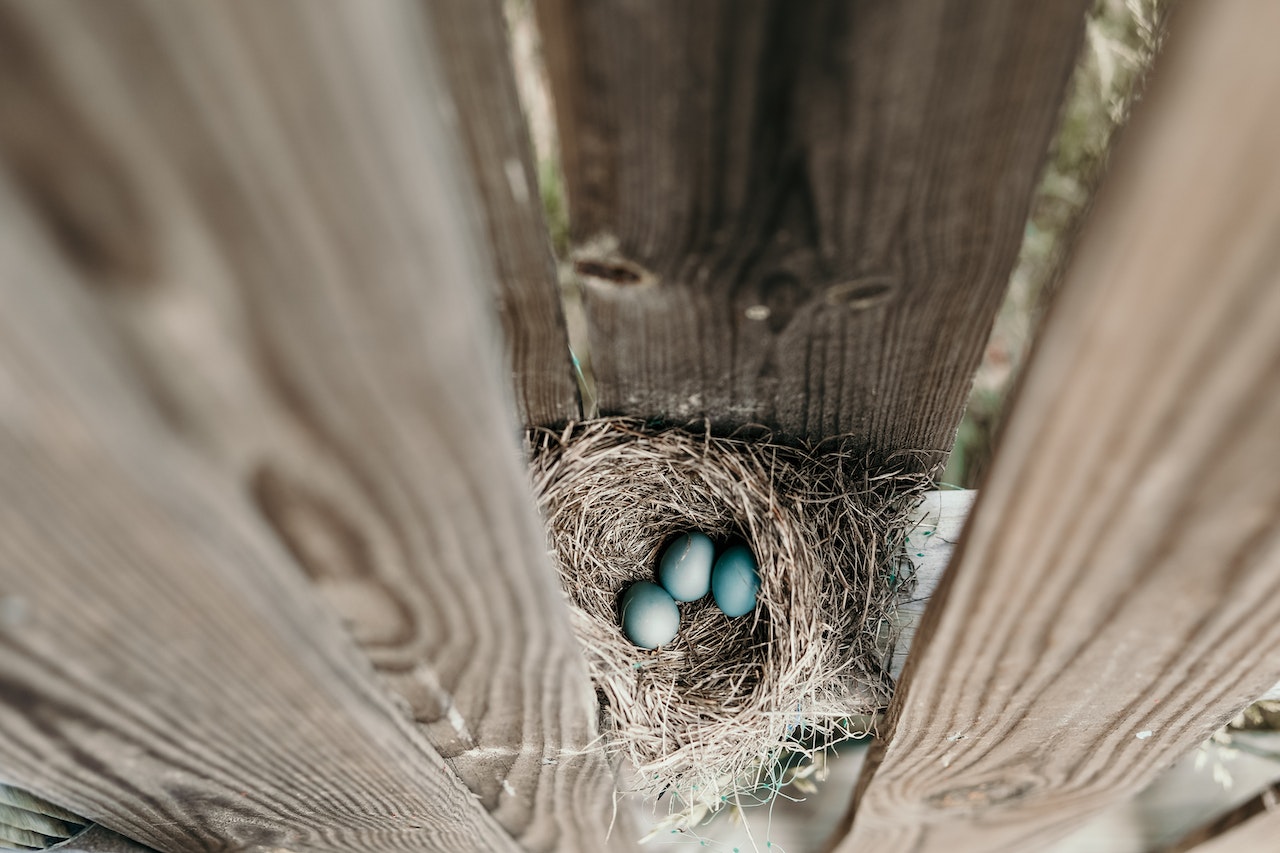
[658,532,715,602]
[711,545,761,617]
[620,581,680,649]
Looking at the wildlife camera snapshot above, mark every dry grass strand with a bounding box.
[528,419,929,802]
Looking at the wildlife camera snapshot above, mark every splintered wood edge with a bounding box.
[893,491,1280,702]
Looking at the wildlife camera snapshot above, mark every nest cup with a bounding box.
[527,419,928,804]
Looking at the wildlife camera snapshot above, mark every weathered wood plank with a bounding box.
[538,0,1088,458]
[0,2,624,851]
[829,0,1280,849]
[0,190,521,853]
[894,492,1280,702]
[429,0,580,428]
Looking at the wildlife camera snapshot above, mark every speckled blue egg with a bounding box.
[657,532,715,602]
[711,545,761,617]
[620,581,680,649]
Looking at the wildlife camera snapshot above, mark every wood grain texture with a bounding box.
[830,0,1280,850]
[0,186,521,853]
[0,2,625,851]
[538,0,1088,457]
[1159,781,1280,853]
[428,0,581,428]
[893,493,1280,701]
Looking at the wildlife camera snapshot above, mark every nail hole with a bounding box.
[825,276,896,310]
[574,257,645,285]
[755,270,807,332]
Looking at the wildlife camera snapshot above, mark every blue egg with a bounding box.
[658,532,715,602]
[711,545,761,617]
[620,581,680,649]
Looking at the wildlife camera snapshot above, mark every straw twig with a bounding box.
[527,419,929,804]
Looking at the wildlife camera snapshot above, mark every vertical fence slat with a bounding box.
[0,1,621,850]
[829,0,1280,849]
[429,0,581,428]
[538,0,1087,459]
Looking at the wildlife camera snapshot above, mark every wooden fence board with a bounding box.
[538,0,1088,457]
[429,0,581,428]
[0,2,624,851]
[0,191,520,853]
[895,493,1280,704]
[829,0,1280,850]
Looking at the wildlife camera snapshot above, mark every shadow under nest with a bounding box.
[528,418,931,804]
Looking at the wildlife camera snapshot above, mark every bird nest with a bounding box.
[527,418,929,804]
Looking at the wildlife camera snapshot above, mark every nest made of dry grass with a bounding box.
[527,418,930,803]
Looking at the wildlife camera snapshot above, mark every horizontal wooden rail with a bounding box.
[1158,781,1280,853]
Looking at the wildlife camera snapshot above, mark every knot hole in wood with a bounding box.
[743,269,811,333]
[824,275,897,311]
[924,776,1037,811]
[572,256,651,286]
[249,463,417,650]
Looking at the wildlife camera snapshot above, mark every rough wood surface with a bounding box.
[538,0,1088,458]
[829,0,1280,850]
[430,0,580,427]
[0,2,624,851]
[0,192,521,853]
[894,493,1280,702]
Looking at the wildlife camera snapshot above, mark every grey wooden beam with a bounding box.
[539,0,1089,463]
